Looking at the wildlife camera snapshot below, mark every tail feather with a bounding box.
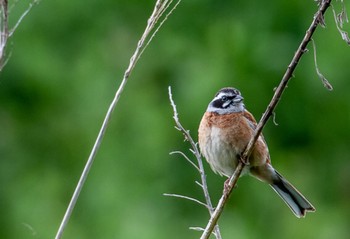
[270,170,315,218]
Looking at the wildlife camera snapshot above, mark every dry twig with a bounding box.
[311,38,333,90]
[331,0,350,44]
[167,86,222,239]
[0,0,38,71]
[54,1,181,238]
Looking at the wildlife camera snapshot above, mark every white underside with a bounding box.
[202,126,249,177]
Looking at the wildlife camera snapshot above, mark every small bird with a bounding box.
[198,87,315,218]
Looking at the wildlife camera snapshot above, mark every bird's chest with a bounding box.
[199,112,253,177]
[202,126,243,176]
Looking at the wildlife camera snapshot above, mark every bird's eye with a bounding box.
[221,96,227,101]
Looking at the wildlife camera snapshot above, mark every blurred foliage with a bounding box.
[1,0,350,238]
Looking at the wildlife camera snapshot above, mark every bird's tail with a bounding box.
[270,170,315,218]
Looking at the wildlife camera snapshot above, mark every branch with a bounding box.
[331,0,350,44]
[9,0,39,37]
[0,0,38,71]
[168,86,222,239]
[200,1,332,238]
[54,1,181,238]
[0,0,9,70]
[311,38,333,90]
[163,193,209,209]
[170,151,200,172]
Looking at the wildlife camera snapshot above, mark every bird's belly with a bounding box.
[203,127,245,177]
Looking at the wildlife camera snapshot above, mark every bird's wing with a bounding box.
[243,110,257,130]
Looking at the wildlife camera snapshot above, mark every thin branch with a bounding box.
[190,226,222,238]
[195,181,204,188]
[192,225,224,239]
[168,87,214,215]
[54,1,180,238]
[311,38,333,90]
[0,0,9,70]
[331,3,350,44]
[140,0,182,58]
[163,193,209,209]
[200,163,244,239]
[200,1,332,238]
[9,0,39,37]
[170,151,200,172]
[168,86,222,239]
[190,227,205,232]
[272,111,279,126]
[0,0,38,71]
[190,226,221,239]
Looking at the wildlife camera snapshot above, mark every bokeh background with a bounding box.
[1,0,350,238]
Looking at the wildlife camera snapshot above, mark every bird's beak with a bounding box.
[233,95,244,103]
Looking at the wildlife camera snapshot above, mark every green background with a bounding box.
[1,0,350,238]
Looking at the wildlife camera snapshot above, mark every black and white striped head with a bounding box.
[207,87,245,114]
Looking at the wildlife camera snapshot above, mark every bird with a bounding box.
[198,87,315,218]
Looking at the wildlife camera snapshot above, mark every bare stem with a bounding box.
[331,2,350,44]
[163,193,209,209]
[311,38,333,90]
[0,0,9,70]
[200,1,332,238]
[0,0,38,71]
[170,151,200,171]
[9,0,39,37]
[168,87,222,239]
[54,1,180,238]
